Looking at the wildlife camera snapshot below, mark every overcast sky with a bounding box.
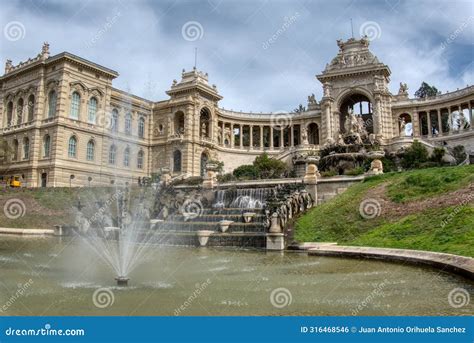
[1,0,473,112]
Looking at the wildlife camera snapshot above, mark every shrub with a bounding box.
[321,170,337,177]
[430,147,445,165]
[401,140,429,169]
[344,167,364,176]
[233,165,258,179]
[217,173,236,183]
[253,153,288,178]
[452,145,467,164]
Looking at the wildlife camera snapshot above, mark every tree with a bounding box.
[414,82,439,98]
[253,153,288,179]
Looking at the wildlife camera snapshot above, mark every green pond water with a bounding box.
[0,235,472,316]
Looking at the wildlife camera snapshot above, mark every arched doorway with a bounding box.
[339,94,373,135]
[398,113,412,136]
[307,123,319,145]
[200,152,208,177]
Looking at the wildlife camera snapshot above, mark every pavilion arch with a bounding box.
[174,111,185,135]
[337,89,374,135]
[200,107,211,138]
[398,113,413,137]
[307,123,320,145]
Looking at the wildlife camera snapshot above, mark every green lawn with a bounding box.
[294,165,474,257]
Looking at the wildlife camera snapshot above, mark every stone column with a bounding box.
[448,107,453,133]
[221,122,225,146]
[260,126,264,149]
[427,111,432,137]
[412,112,420,137]
[280,128,284,148]
[230,123,234,147]
[270,126,274,149]
[437,109,442,135]
[238,124,242,148]
[289,125,295,147]
[249,126,253,148]
[469,103,473,130]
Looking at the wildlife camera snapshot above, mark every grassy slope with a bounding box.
[294,165,474,257]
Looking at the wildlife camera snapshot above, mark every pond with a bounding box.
[0,235,472,316]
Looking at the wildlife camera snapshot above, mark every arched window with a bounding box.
[200,152,208,177]
[111,109,119,132]
[123,146,130,167]
[68,136,77,158]
[174,111,185,135]
[12,139,18,161]
[48,90,57,118]
[70,92,80,119]
[6,101,13,126]
[138,117,145,138]
[23,137,29,159]
[88,97,98,123]
[173,150,182,173]
[108,145,117,164]
[17,98,24,124]
[86,140,95,161]
[200,108,211,138]
[43,135,51,158]
[307,123,319,145]
[125,113,132,134]
[137,150,144,169]
[27,95,35,122]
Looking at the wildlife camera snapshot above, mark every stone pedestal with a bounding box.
[266,233,285,250]
[197,230,213,246]
[202,170,217,189]
[268,213,281,233]
[303,163,319,201]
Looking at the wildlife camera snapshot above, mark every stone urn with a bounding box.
[242,212,256,223]
[268,213,281,233]
[219,220,234,233]
[197,230,214,247]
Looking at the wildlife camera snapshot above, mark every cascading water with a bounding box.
[213,188,275,209]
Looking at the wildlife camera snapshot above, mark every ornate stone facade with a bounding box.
[1,39,473,187]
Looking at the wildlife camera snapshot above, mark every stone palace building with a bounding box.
[1,38,473,187]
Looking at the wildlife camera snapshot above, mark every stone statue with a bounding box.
[398,82,408,95]
[337,133,345,146]
[368,159,383,175]
[301,127,308,145]
[307,93,317,105]
[399,117,406,135]
[5,59,12,74]
[41,42,50,60]
[323,82,331,97]
[458,112,466,130]
[201,122,207,137]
